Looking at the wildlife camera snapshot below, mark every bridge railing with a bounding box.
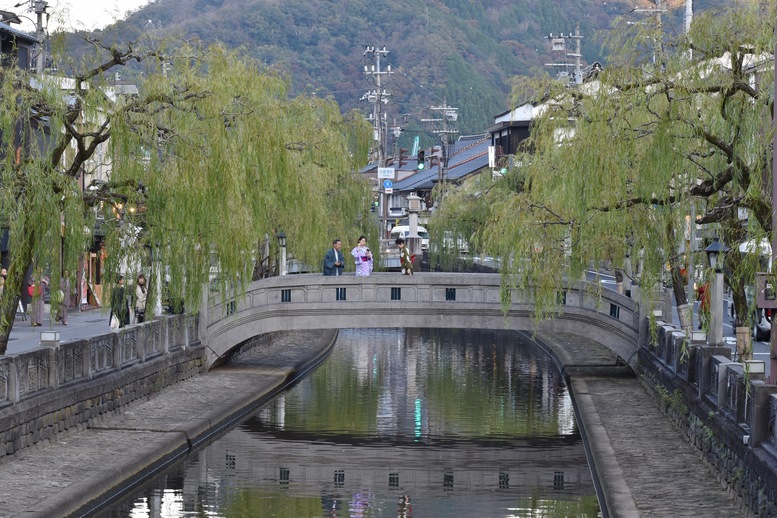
[202,272,640,366]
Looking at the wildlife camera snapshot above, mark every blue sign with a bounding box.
[383,179,393,189]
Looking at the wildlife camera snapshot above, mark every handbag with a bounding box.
[109,314,120,330]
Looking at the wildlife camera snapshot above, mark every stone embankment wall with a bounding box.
[640,321,777,517]
[0,315,205,460]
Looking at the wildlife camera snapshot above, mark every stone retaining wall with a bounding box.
[0,315,206,461]
[640,320,777,517]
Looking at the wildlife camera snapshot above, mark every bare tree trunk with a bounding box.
[666,219,692,331]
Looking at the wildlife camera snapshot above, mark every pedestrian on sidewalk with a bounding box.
[135,273,148,323]
[29,273,47,326]
[696,280,710,330]
[55,270,72,325]
[110,275,130,329]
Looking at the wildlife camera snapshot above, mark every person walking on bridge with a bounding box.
[396,238,413,275]
[323,239,345,276]
[351,235,373,276]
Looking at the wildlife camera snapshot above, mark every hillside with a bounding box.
[65,0,727,142]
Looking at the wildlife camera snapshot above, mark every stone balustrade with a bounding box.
[0,314,204,460]
[641,320,777,515]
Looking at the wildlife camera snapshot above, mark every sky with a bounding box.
[4,0,153,32]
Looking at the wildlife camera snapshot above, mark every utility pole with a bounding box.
[32,0,48,73]
[422,100,459,190]
[545,25,583,85]
[634,0,666,65]
[362,45,393,237]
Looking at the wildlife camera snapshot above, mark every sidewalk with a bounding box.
[5,306,113,356]
[0,329,337,517]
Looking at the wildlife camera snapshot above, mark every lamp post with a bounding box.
[705,237,728,346]
[406,193,422,263]
[276,230,287,276]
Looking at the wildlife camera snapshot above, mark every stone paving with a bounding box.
[537,332,745,518]
[0,329,337,518]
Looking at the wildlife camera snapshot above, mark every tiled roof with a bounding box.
[0,21,37,44]
[393,135,490,192]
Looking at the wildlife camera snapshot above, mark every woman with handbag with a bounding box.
[351,235,373,276]
[55,270,71,325]
[109,275,129,329]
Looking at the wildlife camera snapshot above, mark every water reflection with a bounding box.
[97,328,599,518]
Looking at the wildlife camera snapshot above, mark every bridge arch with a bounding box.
[201,273,639,369]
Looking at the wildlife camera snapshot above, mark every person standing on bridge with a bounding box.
[323,239,345,276]
[351,235,373,276]
[396,238,413,275]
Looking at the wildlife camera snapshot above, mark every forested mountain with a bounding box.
[66,0,727,141]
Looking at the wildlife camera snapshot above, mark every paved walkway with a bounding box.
[0,329,337,517]
[5,305,112,356]
[536,332,745,518]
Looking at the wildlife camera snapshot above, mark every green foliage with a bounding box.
[430,2,777,319]
[0,37,371,343]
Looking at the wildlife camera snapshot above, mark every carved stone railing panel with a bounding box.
[187,315,199,344]
[0,361,10,404]
[90,335,115,374]
[769,394,777,450]
[119,327,140,366]
[58,341,85,384]
[169,315,184,350]
[16,352,49,398]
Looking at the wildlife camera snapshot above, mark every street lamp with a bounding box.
[704,237,728,346]
[704,237,726,272]
[276,230,287,276]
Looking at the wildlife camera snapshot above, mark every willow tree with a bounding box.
[433,2,774,331]
[0,35,371,352]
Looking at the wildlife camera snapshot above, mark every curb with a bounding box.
[26,329,338,518]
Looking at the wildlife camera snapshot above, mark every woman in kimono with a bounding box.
[396,238,413,275]
[351,235,373,276]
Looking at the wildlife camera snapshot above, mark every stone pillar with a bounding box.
[708,270,724,346]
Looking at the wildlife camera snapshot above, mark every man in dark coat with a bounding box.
[323,239,345,276]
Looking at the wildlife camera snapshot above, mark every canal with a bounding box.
[96,328,599,517]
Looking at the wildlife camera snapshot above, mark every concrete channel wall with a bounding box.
[640,320,777,516]
[0,315,206,460]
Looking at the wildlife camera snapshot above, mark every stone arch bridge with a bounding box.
[202,272,640,369]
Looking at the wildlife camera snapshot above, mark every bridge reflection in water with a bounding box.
[104,328,599,517]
